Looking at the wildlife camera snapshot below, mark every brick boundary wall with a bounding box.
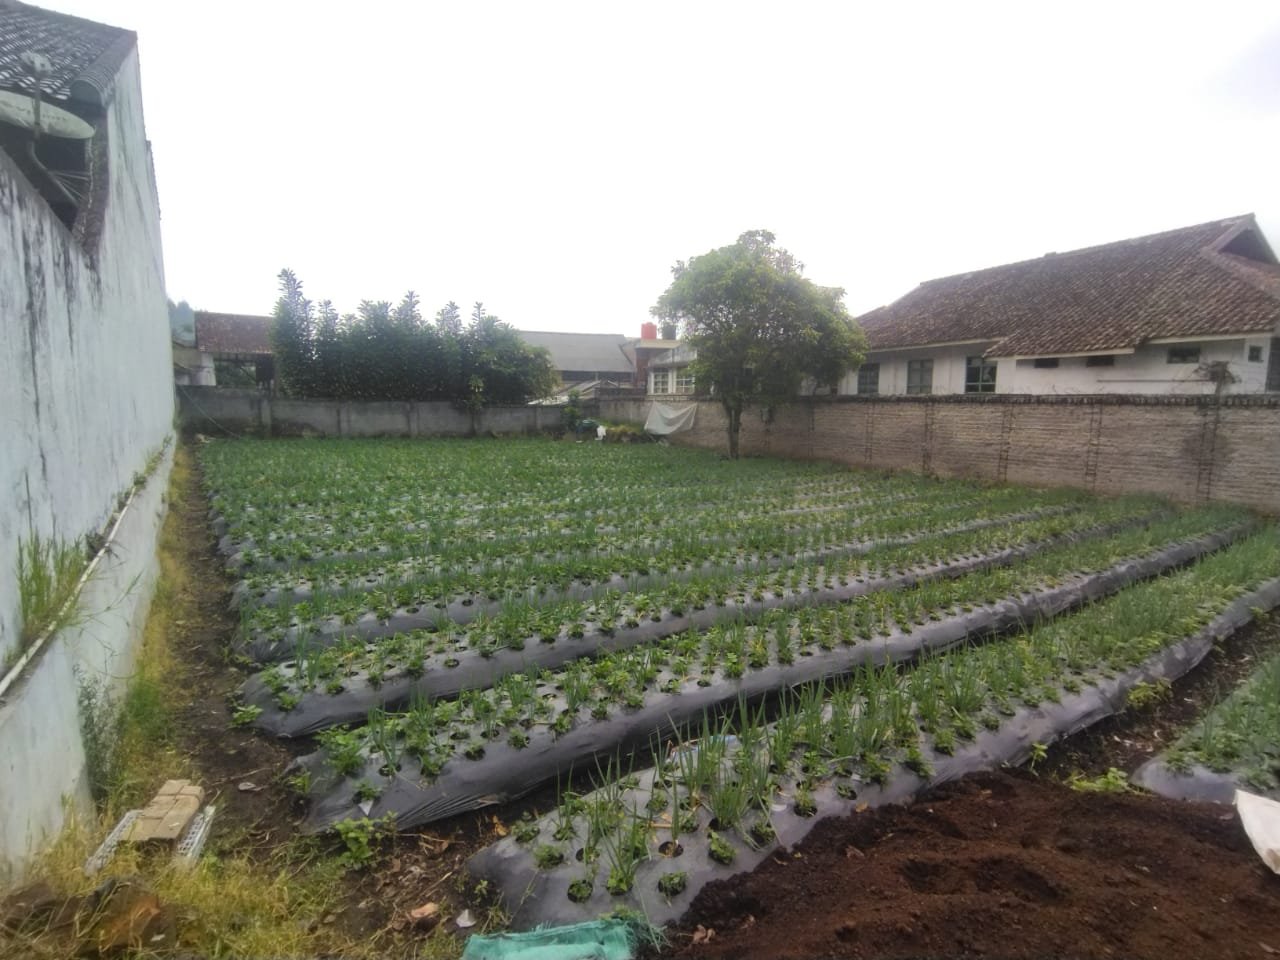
[599,395,1280,514]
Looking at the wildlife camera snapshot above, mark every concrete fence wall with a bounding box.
[600,395,1280,514]
[0,48,174,881]
[177,387,572,437]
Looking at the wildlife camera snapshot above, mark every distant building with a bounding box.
[517,331,634,387]
[847,215,1280,397]
[519,324,679,397]
[647,342,697,397]
[189,311,274,388]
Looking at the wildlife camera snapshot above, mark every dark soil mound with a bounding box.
[659,770,1280,960]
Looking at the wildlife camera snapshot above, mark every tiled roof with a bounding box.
[517,330,634,374]
[194,312,274,356]
[0,1,135,105]
[860,215,1280,358]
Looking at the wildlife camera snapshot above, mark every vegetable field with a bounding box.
[200,437,1280,929]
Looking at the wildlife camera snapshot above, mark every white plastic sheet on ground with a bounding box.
[643,401,696,435]
[1236,790,1280,874]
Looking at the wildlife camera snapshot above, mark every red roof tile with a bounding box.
[859,215,1280,358]
[194,312,273,356]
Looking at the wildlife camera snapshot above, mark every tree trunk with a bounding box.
[725,403,742,459]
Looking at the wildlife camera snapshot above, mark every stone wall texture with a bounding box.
[600,396,1280,514]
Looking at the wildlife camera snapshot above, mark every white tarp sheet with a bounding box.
[644,401,697,436]
[1237,789,1280,874]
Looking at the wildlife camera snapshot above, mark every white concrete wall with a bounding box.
[0,445,171,883]
[0,46,173,879]
[177,388,567,436]
[998,339,1272,395]
[839,344,980,396]
[0,48,173,661]
[849,335,1277,397]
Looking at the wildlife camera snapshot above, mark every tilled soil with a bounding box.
[660,770,1280,960]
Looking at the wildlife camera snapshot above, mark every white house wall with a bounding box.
[840,344,981,396]
[0,47,173,879]
[999,339,1272,396]
[851,336,1275,397]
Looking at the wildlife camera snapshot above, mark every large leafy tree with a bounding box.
[270,272,555,406]
[653,230,866,458]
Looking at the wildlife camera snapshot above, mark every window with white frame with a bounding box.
[651,369,670,394]
[906,359,933,395]
[964,356,998,393]
[674,368,695,394]
[856,362,880,395]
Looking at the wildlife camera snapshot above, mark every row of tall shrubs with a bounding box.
[271,270,558,404]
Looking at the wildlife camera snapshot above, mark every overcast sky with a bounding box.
[56,1,1280,332]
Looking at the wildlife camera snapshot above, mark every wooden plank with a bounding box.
[151,795,200,841]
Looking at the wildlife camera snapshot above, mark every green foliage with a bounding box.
[1165,648,1280,791]
[1027,741,1048,770]
[600,422,650,444]
[533,844,565,869]
[16,532,86,658]
[214,358,258,388]
[657,871,687,898]
[271,271,556,405]
[231,703,263,727]
[653,230,866,457]
[76,669,172,809]
[561,389,583,433]
[333,815,394,868]
[76,673,118,806]
[1069,767,1131,793]
[1125,678,1171,710]
[707,830,735,865]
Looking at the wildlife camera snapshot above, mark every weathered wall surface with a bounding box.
[0,48,173,879]
[599,396,1280,514]
[177,388,567,437]
[0,445,171,883]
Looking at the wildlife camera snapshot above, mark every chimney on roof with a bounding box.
[641,321,657,340]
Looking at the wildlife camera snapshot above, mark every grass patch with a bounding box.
[12,533,86,665]
[12,826,417,960]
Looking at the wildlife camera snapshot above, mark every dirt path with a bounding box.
[167,442,495,950]
[658,770,1280,960]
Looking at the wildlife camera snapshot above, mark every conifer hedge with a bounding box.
[271,270,557,404]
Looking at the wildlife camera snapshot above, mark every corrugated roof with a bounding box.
[194,312,273,356]
[0,1,135,105]
[860,215,1280,358]
[517,331,634,373]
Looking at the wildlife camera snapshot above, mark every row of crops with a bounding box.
[200,438,1280,929]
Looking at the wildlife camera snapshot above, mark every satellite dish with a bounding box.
[0,89,94,139]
